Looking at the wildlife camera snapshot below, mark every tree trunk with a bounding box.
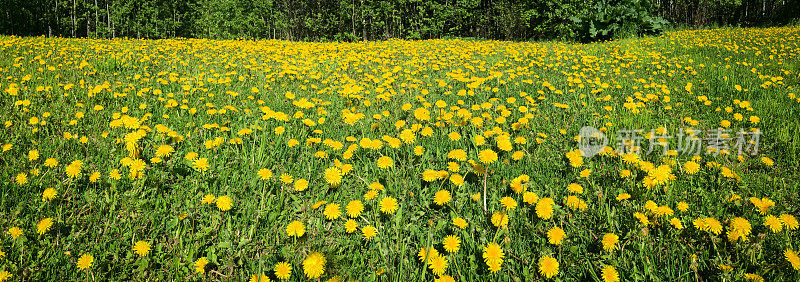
[94,0,99,37]
[53,0,59,37]
[6,11,12,35]
[111,1,116,38]
[72,0,77,37]
[361,0,365,40]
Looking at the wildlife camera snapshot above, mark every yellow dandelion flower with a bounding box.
[26,150,40,162]
[491,211,509,228]
[324,167,342,186]
[376,156,394,169]
[302,252,326,279]
[192,158,210,172]
[478,149,498,165]
[368,182,385,190]
[547,226,566,245]
[749,197,774,215]
[470,193,481,201]
[523,191,539,204]
[728,217,752,242]
[109,169,121,180]
[77,253,94,270]
[500,197,517,210]
[487,259,502,273]
[294,179,309,191]
[785,249,800,270]
[566,183,583,194]
[133,241,151,256]
[634,212,650,226]
[8,227,22,239]
[536,198,555,220]
[435,275,455,282]
[433,190,452,206]
[780,214,798,230]
[564,195,587,211]
[684,161,700,174]
[764,215,783,233]
[280,174,294,184]
[257,168,273,180]
[670,217,684,229]
[379,197,399,214]
[344,219,358,233]
[89,171,101,183]
[36,217,53,235]
[194,257,209,273]
[414,146,425,156]
[286,221,305,237]
[346,200,364,218]
[427,254,448,276]
[743,273,763,281]
[602,233,619,251]
[362,225,377,239]
[42,188,57,201]
[274,261,292,279]
[15,172,28,185]
[447,149,467,161]
[201,194,216,204]
[422,169,440,182]
[538,256,559,279]
[250,274,271,282]
[693,217,723,235]
[216,195,233,211]
[452,217,468,229]
[442,235,461,253]
[483,242,504,270]
[364,190,379,200]
[155,145,174,158]
[601,265,619,282]
[323,203,342,220]
[418,247,440,262]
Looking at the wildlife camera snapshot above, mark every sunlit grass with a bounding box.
[0,26,799,281]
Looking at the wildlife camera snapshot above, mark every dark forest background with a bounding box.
[1,0,798,42]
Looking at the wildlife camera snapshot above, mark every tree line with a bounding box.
[1,0,797,42]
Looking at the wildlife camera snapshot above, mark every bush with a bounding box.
[570,0,669,42]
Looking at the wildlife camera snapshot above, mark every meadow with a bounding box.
[1,26,799,281]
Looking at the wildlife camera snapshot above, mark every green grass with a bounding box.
[0,26,799,281]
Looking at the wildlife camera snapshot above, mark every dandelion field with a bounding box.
[1,26,800,281]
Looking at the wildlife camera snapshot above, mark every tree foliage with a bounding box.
[0,0,796,41]
[571,0,670,42]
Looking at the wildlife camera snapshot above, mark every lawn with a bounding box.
[1,26,799,281]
